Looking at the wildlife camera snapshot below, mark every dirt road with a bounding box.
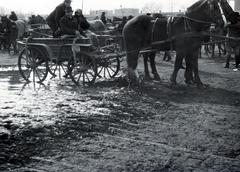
[0,52,240,171]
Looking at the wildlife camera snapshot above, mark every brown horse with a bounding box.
[123,0,225,86]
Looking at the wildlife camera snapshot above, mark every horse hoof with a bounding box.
[185,78,193,85]
[170,78,177,85]
[197,83,208,89]
[153,75,161,81]
[144,75,152,81]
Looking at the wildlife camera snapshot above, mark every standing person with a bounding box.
[117,16,127,33]
[100,12,107,25]
[9,11,18,21]
[46,0,72,37]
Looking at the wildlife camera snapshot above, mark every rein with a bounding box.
[126,31,237,55]
[183,16,213,25]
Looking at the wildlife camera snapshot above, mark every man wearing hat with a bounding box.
[46,0,72,37]
[100,12,107,25]
[60,6,84,37]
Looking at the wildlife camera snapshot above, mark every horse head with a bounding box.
[186,0,225,28]
[219,0,240,24]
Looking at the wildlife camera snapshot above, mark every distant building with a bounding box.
[234,0,240,12]
[89,10,113,17]
[114,8,139,17]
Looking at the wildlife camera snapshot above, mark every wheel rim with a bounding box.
[18,48,48,83]
[70,53,97,85]
[48,60,69,78]
[97,55,120,79]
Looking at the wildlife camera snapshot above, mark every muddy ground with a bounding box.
[0,51,240,172]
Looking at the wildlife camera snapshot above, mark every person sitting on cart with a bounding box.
[73,9,90,31]
[46,0,72,38]
[60,6,86,38]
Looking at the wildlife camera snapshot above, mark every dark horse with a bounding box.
[1,16,18,54]
[123,0,225,86]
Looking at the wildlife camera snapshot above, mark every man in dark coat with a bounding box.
[9,11,18,21]
[100,12,107,25]
[60,6,84,37]
[46,0,72,37]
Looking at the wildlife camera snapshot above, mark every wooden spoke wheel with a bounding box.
[69,52,97,86]
[48,59,70,79]
[97,53,120,79]
[18,47,48,83]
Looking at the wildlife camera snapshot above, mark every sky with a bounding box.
[0,0,235,15]
[0,0,199,15]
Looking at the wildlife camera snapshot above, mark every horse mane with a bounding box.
[220,0,240,24]
[186,0,207,13]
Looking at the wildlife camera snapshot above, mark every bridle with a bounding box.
[183,0,225,31]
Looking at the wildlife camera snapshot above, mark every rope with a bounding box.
[183,16,213,25]
[125,31,240,55]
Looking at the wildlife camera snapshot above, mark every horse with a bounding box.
[123,0,225,86]
[15,19,29,39]
[1,16,18,54]
[219,0,240,69]
[142,13,173,80]
[88,19,106,32]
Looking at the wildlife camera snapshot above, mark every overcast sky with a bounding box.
[0,0,235,15]
[0,0,201,15]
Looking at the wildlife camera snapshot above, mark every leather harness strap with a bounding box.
[151,17,159,43]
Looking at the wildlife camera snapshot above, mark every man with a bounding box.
[117,16,127,33]
[73,9,90,31]
[9,11,18,21]
[60,6,83,37]
[100,12,107,25]
[46,0,71,37]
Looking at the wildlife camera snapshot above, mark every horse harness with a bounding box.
[150,14,215,51]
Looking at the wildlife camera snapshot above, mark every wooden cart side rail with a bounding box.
[18,42,54,60]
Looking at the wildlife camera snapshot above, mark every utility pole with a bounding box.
[120,5,123,17]
[82,0,84,12]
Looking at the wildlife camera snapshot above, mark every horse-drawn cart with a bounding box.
[17,34,125,85]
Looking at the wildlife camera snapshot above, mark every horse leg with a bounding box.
[12,40,17,54]
[192,51,205,87]
[170,52,184,85]
[127,51,140,82]
[225,52,231,68]
[184,54,194,85]
[211,43,215,58]
[235,49,240,68]
[7,42,11,54]
[143,53,151,80]
[149,52,160,80]
[199,47,202,58]
[165,51,171,61]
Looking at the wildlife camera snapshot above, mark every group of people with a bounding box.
[46,0,89,38]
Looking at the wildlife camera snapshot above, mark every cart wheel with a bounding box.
[69,52,97,85]
[97,54,120,79]
[48,59,70,78]
[18,47,48,83]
